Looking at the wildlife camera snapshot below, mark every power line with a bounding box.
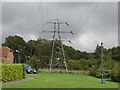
[55,2,91,44]
[74,2,92,27]
[20,23,45,38]
[39,0,44,23]
[37,0,41,19]
[77,2,101,29]
[71,2,101,39]
[66,2,92,40]
[66,1,76,22]
[36,1,100,43]
[65,2,92,40]
[47,0,48,21]
[22,24,41,31]
[38,0,44,31]
[56,2,60,19]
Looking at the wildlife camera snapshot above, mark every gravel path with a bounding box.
[1,76,35,85]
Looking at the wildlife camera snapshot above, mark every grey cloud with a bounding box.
[2,2,118,52]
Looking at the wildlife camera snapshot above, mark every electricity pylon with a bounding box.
[43,19,73,70]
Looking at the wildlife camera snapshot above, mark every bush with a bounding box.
[89,65,96,76]
[0,63,2,82]
[90,65,101,78]
[111,62,120,82]
[67,59,99,70]
[2,64,26,82]
[95,68,102,78]
[90,66,112,78]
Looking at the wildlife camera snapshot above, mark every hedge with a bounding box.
[0,63,2,82]
[2,64,26,82]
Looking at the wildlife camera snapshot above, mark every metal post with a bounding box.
[16,50,20,63]
[18,52,20,63]
[15,52,17,63]
[101,43,105,84]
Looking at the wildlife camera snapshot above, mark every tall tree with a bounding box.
[2,35,26,63]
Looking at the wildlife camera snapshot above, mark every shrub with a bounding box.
[67,59,99,70]
[89,65,96,76]
[111,62,120,82]
[2,64,26,82]
[95,68,102,78]
[0,63,2,82]
[90,65,112,78]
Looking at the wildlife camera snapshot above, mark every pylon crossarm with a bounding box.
[42,30,72,33]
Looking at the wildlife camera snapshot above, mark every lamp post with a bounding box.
[16,50,20,63]
[101,43,105,84]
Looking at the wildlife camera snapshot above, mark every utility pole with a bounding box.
[43,19,73,70]
[101,43,105,84]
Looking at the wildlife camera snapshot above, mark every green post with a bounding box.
[101,43,105,84]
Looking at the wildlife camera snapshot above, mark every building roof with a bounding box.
[0,46,11,58]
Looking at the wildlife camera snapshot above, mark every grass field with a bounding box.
[2,73,118,88]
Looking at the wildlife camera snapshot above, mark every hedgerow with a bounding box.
[2,64,26,82]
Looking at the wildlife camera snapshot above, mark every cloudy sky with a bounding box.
[1,1,118,52]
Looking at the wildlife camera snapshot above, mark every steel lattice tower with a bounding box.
[43,19,73,70]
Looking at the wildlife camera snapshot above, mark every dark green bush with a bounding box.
[111,62,120,82]
[2,64,26,82]
[67,59,99,70]
[89,65,96,76]
[90,66,112,78]
[89,65,101,78]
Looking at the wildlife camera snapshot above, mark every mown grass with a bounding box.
[2,72,118,88]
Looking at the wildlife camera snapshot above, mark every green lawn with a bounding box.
[3,73,118,88]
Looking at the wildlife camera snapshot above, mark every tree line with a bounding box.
[2,35,120,82]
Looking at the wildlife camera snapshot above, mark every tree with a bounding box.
[28,56,40,70]
[36,39,52,68]
[2,35,26,63]
[111,62,120,82]
[26,40,37,57]
[111,46,120,61]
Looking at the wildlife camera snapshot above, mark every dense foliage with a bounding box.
[67,59,99,70]
[2,35,120,82]
[2,64,26,82]
[111,62,120,82]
